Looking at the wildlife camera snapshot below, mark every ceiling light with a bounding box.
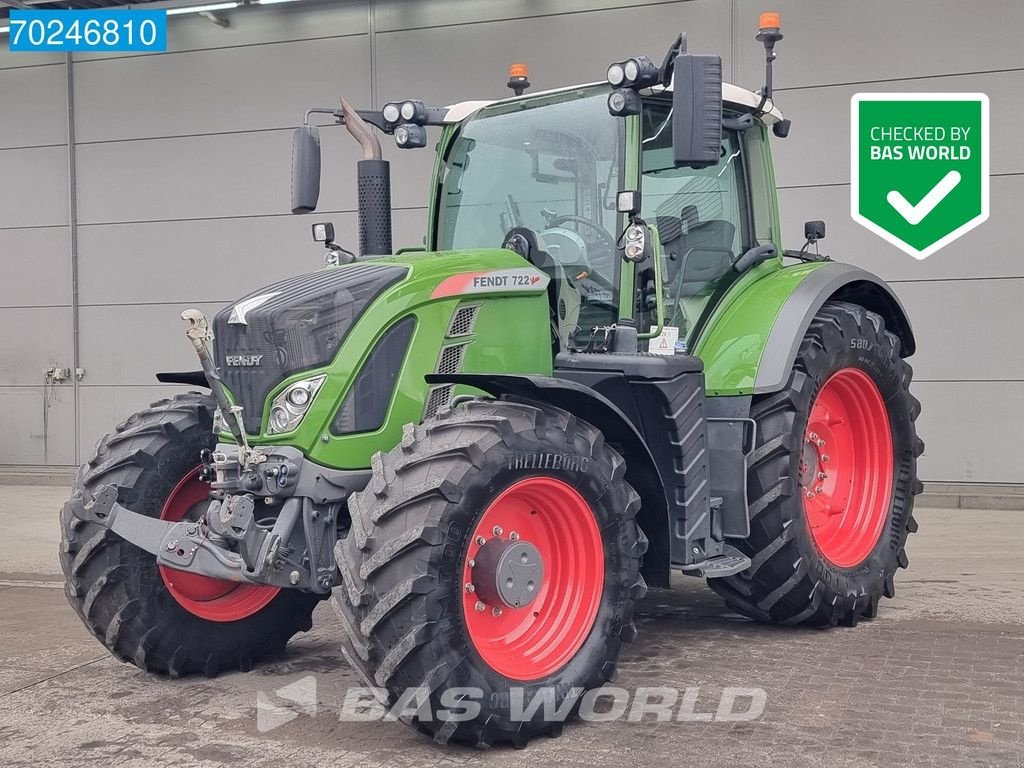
[165,2,239,16]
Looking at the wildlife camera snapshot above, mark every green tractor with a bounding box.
[61,16,921,747]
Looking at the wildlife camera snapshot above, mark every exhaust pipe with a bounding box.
[339,97,393,257]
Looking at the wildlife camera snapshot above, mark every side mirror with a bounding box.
[672,53,723,169]
[804,220,826,242]
[291,125,321,214]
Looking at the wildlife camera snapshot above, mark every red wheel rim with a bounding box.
[462,477,604,681]
[801,368,894,568]
[159,467,279,622]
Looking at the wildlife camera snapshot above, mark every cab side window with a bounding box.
[637,99,751,342]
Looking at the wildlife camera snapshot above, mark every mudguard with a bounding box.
[427,372,673,587]
[696,261,915,396]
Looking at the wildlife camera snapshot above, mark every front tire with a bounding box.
[708,301,923,626]
[59,393,322,676]
[333,398,647,747]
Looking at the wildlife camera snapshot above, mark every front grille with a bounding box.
[213,264,407,433]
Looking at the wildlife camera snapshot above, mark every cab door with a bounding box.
[633,99,777,351]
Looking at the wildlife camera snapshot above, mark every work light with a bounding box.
[394,123,428,149]
[382,102,402,124]
[399,100,427,124]
[606,55,659,89]
[607,88,641,117]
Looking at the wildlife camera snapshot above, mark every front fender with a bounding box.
[695,261,915,396]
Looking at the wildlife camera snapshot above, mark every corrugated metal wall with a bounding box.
[0,0,1021,483]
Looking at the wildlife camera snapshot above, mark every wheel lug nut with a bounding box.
[821,455,829,462]
[817,439,825,447]
[474,601,486,612]
[475,536,486,546]
[467,558,476,568]
[509,531,520,541]
[815,485,823,493]
[492,526,503,537]
[807,492,816,499]
[817,472,827,480]
[464,582,475,593]
[492,607,503,617]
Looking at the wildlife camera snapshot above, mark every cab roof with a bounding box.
[442,81,784,125]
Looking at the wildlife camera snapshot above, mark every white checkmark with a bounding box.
[886,170,962,225]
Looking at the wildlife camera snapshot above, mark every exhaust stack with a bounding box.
[339,97,393,257]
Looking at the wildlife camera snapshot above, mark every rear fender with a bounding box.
[697,261,915,396]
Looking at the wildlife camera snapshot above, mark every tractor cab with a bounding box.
[430,78,788,355]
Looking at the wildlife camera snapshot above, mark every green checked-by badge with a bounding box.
[851,93,989,259]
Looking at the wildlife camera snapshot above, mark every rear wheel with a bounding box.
[708,301,923,626]
[333,398,647,746]
[59,393,322,676]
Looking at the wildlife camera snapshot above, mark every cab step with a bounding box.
[680,544,751,578]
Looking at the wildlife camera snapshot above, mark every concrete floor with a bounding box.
[0,485,1021,767]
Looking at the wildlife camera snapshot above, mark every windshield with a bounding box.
[437,87,625,337]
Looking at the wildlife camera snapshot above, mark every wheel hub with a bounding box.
[469,538,543,609]
[801,368,894,568]
[460,477,604,681]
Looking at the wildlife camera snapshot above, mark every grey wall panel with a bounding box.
[374,0,716,32]
[78,302,223,387]
[0,146,68,228]
[0,307,73,386]
[891,278,1024,382]
[74,128,360,224]
[735,0,1024,88]
[0,385,76,465]
[770,69,1024,189]
[0,63,66,149]
[0,227,71,307]
[74,1,369,61]
[77,384,193,459]
[0,49,64,69]
[74,36,370,142]
[77,214,347,305]
[393,207,428,250]
[375,2,734,107]
[914,381,1024,483]
[777,174,1023,282]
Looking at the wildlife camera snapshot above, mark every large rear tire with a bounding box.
[708,301,923,626]
[59,393,322,676]
[333,398,647,747]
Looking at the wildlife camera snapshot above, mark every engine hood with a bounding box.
[213,263,408,433]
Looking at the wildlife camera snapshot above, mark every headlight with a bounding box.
[267,375,326,435]
[382,102,401,124]
[622,224,648,262]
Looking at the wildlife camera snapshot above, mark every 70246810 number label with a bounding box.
[8,9,167,53]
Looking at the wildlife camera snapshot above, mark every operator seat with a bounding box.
[673,206,736,297]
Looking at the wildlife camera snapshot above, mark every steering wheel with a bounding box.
[544,215,619,294]
[546,214,618,256]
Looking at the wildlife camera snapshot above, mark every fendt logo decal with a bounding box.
[226,354,264,367]
[432,268,550,299]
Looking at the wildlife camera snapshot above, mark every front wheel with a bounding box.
[333,398,647,747]
[708,301,923,626]
[59,393,323,676]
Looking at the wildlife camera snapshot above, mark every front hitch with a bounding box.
[67,484,329,592]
